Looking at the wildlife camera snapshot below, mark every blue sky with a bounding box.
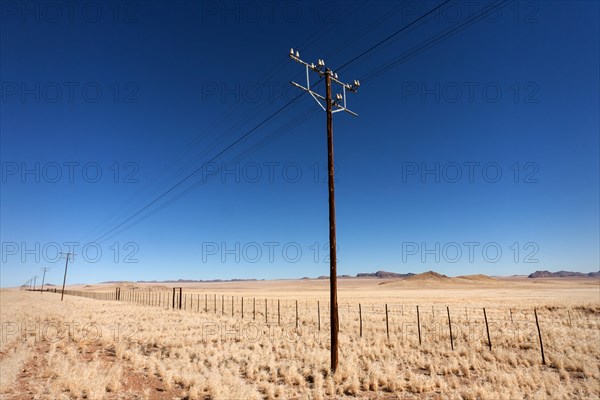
[1,1,598,287]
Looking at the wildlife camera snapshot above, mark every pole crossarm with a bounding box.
[289,49,359,117]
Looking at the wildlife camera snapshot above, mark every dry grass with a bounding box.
[1,277,599,399]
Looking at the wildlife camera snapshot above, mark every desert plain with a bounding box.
[1,274,598,399]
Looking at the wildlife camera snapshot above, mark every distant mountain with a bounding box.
[407,271,450,281]
[100,278,261,284]
[356,270,415,279]
[528,270,600,278]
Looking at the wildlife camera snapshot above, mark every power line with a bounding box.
[79,1,368,245]
[89,0,505,246]
[94,106,321,244]
[93,94,303,244]
[360,0,513,83]
[337,0,452,71]
[88,3,376,244]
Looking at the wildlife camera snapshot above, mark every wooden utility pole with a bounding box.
[290,49,359,373]
[60,252,74,301]
[324,69,339,371]
[40,267,50,293]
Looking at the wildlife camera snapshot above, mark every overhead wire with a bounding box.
[79,0,368,243]
[90,0,510,245]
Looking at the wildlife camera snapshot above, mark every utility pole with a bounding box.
[60,252,75,301]
[289,48,360,373]
[32,275,37,291]
[40,267,50,293]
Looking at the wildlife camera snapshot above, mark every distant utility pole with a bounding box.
[40,267,50,293]
[60,252,75,301]
[289,48,360,373]
[32,275,37,291]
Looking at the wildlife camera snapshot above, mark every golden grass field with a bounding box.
[1,275,598,399]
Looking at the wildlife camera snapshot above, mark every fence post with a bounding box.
[172,288,175,309]
[534,308,546,365]
[265,298,268,323]
[318,301,321,331]
[567,310,572,327]
[359,303,363,337]
[385,304,389,339]
[242,297,244,319]
[232,296,234,316]
[214,294,216,313]
[483,308,492,350]
[417,305,421,345]
[179,288,182,310]
[447,306,454,350]
[510,308,513,323]
[222,295,224,315]
[295,300,298,329]
[253,297,256,320]
[278,299,281,326]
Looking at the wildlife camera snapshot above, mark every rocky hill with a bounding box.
[406,271,450,281]
[356,270,415,279]
[528,270,600,278]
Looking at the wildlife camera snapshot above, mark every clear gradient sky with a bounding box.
[1,1,599,287]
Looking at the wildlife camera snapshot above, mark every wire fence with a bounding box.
[34,287,600,365]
